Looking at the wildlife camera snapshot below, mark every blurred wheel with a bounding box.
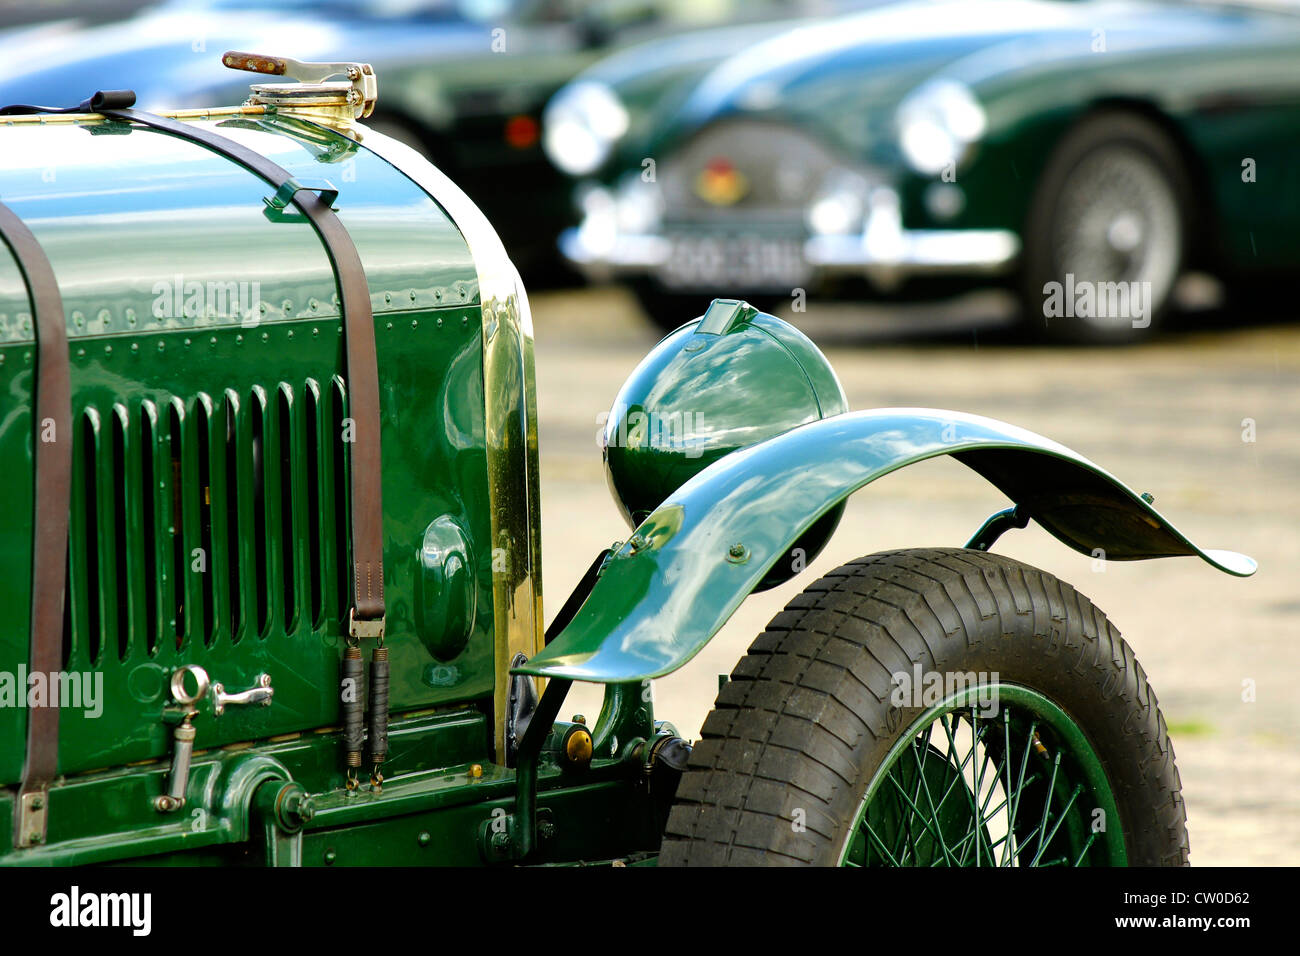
[1022,112,1191,344]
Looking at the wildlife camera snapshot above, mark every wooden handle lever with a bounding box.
[222,51,288,76]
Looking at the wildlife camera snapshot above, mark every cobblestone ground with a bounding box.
[530,284,1299,866]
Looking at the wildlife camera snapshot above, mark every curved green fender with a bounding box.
[517,408,1255,683]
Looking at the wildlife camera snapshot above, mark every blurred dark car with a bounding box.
[554,0,1300,341]
[0,0,862,277]
[0,1,153,29]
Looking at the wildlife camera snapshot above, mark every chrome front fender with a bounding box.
[518,408,1254,684]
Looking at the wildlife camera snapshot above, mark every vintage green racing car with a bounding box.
[0,50,1254,866]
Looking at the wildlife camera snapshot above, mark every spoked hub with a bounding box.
[1052,144,1181,324]
[842,684,1127,867]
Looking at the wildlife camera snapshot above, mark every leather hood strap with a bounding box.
[102,108,386,627]
[0,202,71,847]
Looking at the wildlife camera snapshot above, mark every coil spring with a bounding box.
[342,645,364,769]
[368,645,389,768]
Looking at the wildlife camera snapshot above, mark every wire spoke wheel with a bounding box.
[842,685,1125,867]
[1020,111,1191,342]
[661,549,1188,867]
[1051,145,1181,327]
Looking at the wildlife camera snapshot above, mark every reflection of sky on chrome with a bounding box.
[645,335,817,452]
[0,121,478,340]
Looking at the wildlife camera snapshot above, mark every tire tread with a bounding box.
[660,548,1189,866]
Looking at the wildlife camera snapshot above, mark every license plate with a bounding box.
[658,235,810,291]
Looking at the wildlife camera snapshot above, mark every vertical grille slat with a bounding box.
[227,389,258,644]
[65,380,351,669]
[92,408,120,665]
[278,384,305,635]
[167,399,188,651]
[306,377,350,629]
[304,379,325,628]
[189,393,214,649]
[66,409,98,668]
[252,385,275,639]
[141,400,164,657]
[204,392,233,647]
[113,403,149,662]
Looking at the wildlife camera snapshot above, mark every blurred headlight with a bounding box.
[805,171,870,236]
[543,82,630,176]
[574,184,618,255]
[615,174,663,234]
[896,80,986,176]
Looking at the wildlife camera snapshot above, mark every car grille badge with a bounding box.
[695,156,749,206]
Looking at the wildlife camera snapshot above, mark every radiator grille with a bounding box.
[64,378,352,666]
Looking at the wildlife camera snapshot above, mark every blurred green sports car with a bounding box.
[0,0,875,280]
[552,0,1300,341]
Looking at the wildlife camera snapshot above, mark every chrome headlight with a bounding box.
[896,80,986,176]
[542,81,630,176]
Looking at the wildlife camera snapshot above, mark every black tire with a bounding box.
[660,548,1188,866]
[1021,111,1193,344]
[629,279,784,335]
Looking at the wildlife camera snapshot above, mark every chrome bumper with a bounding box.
[561,188,1020,288]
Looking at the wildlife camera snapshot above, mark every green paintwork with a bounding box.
[0,703,664,866]
[0,103,683,867]
[415,516,478,662]
[0,1,859,272]
[0,111,497,786]
[520,406,1255,683]
[603,299,847,527]
[0,43,1260,865]
[842,684,1127,867]
[0,116,478,341]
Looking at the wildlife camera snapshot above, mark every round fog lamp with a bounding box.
[924,182,966,221]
